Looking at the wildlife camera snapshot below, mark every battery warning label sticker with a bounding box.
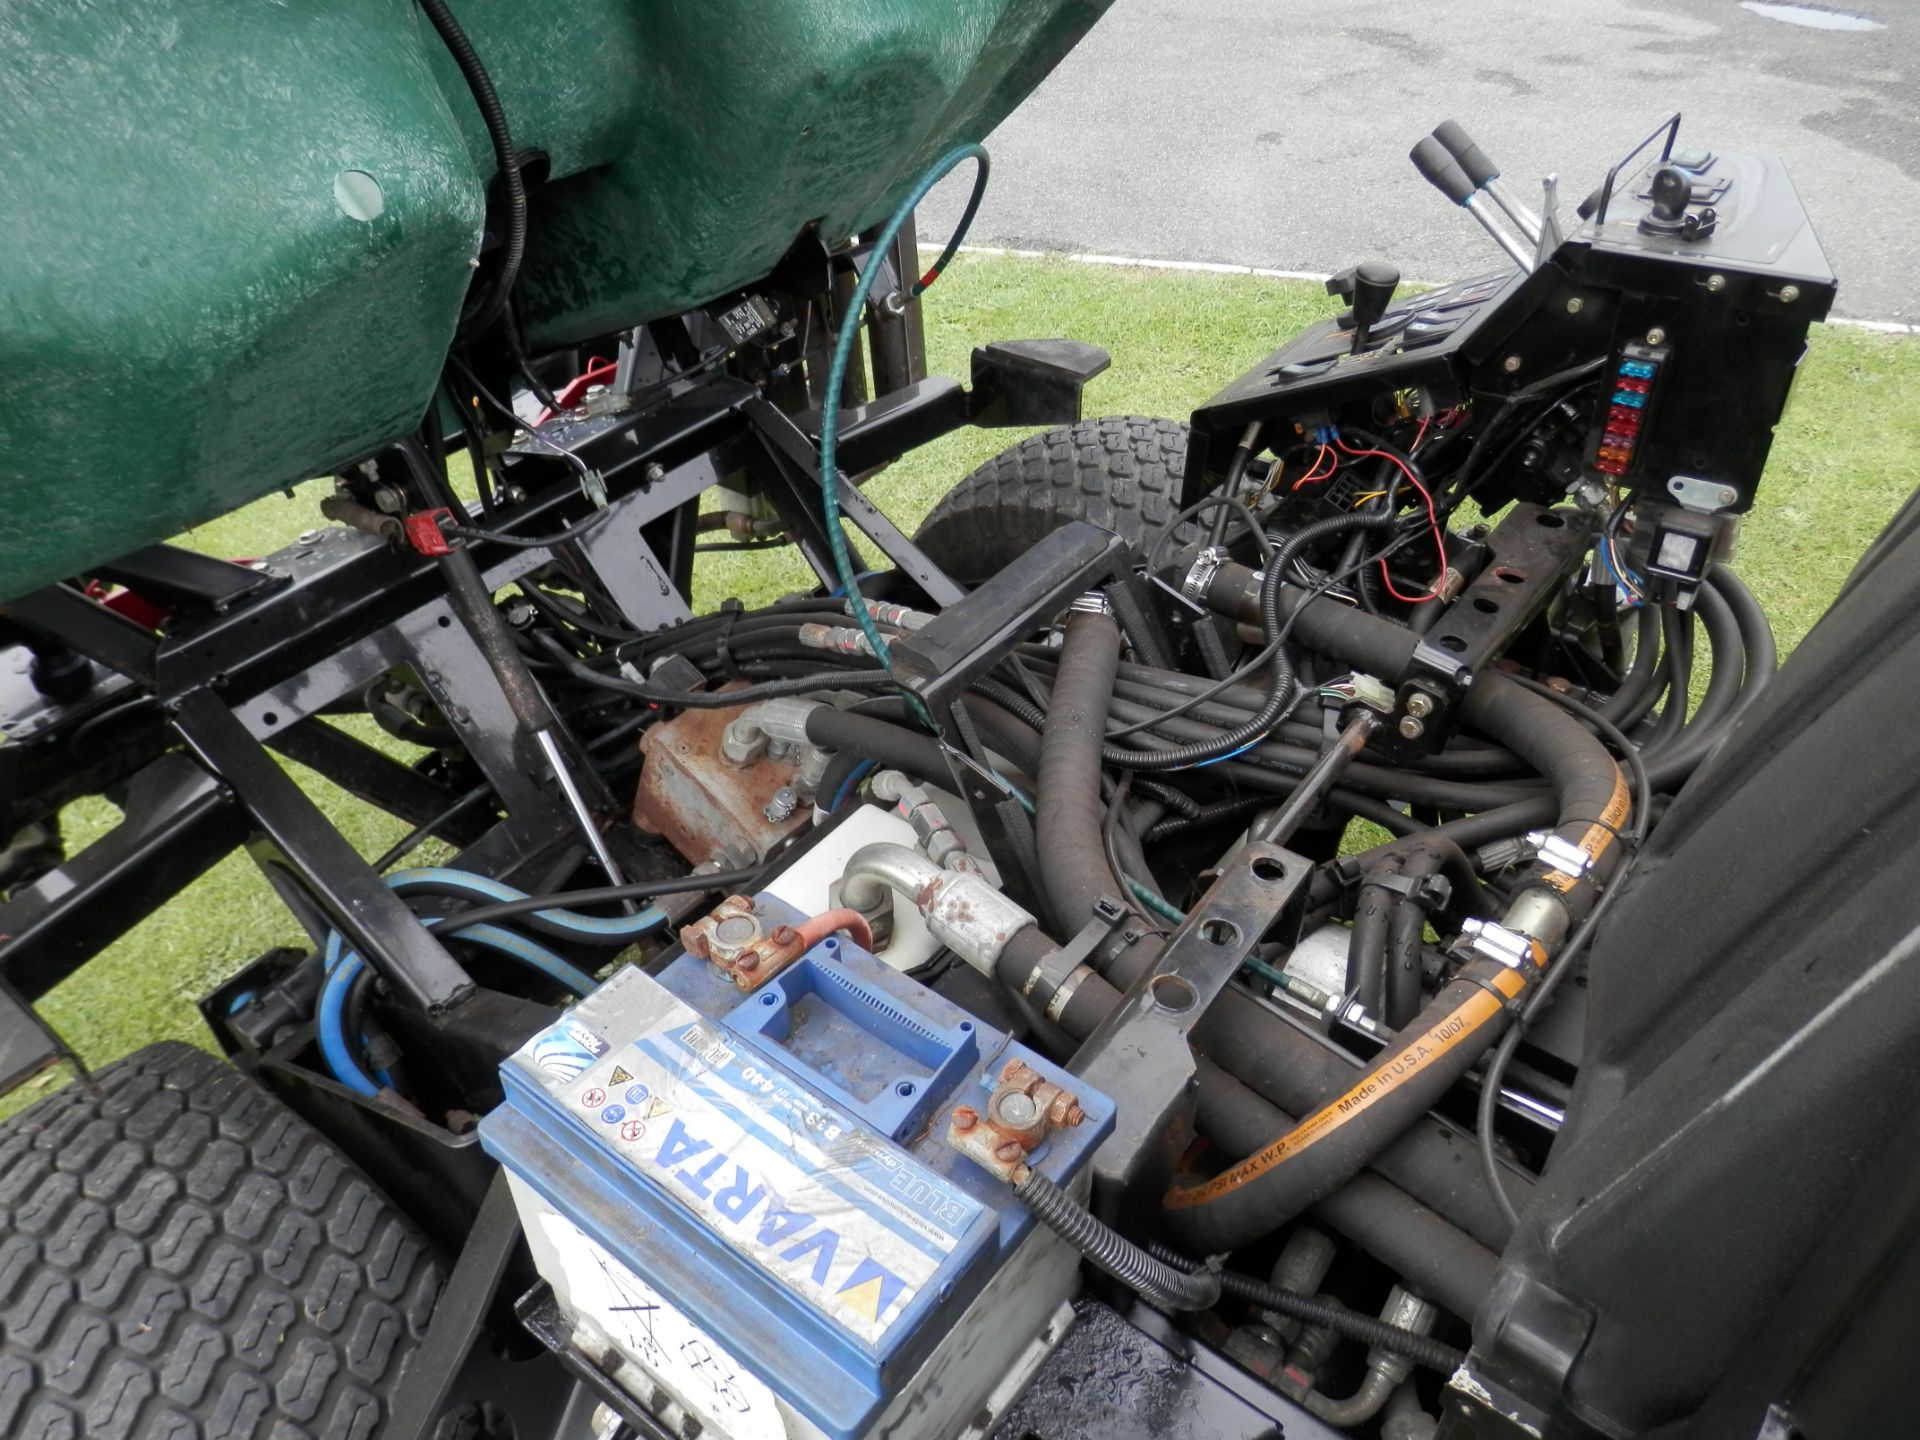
[513,970,985,1346]
[536,1208,786,1440]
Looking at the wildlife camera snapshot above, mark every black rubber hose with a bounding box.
[992,930,1502,1309]
[1348,857,1402,1014]
[1191,1067,1499,1318]
[1101,513,1393,772]
[1599,606,1664,725]
[1649,604,1695,748]
[1201,559,1420,680]
[1194,992,1527,1254]
[1016,1172,1221,1311]
[1095,695,1548,811]
[416,0,526,335]
[1143,1242,1467,1372]
[1384,847,1444,1029]
[801,708,948,788]
[1036,612,1133,938]
[1163,686,1625,1251]
[1364,832,1497,921]
[1672,579,1743,735]
[536,634,894,707]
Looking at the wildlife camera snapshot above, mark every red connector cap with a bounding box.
[403,509,454,556]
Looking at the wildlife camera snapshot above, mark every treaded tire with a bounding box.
[913,416,1196,581]
[0,1042,444,1440]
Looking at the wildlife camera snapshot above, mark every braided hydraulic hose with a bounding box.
[1014,1171,1221,1312]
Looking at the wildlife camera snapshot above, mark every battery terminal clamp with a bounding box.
[949,1058,1088,1184]
[679,894,810,990]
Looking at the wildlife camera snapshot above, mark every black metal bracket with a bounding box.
[1069,842,1312,1208]
[1385,503,1595,757]
[969,339,1111,427]
[0,752,244,1003]
[742,394,964,608]
[386,1174,529,1440]
[92,542,284,615]
[169,689,475,1016]
[890,521,1129,716]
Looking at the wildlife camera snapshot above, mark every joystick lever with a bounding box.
[1411,135,1533,269]
[1327,262,1400,354]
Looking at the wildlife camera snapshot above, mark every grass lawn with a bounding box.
[14,251,1920,1108]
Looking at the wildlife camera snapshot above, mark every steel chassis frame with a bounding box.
[0,286,1118,1438]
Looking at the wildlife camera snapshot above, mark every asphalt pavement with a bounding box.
[917,0,1916,320]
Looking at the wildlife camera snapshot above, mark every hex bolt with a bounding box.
[1706,274,1727,293]
[1718,485,1738,507]
[1564,297,1584,315]
[1502,354,1523,373]
[996,1091,1041,1128]
[1404,691,1436,719]
[1779,284,1801,303]
[1398,715,1426,741]
[1646,327,1667,345]
[644,463,667,484]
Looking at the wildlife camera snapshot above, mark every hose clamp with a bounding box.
[1459,917,1539,973]
[1067,590,1113,617]
[1524,831,1594,880]
[1180,546,1225,602]
[1024,897,1126,1004]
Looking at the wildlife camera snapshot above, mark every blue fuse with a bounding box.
[1612,390,1648,409]
[1619,359,1657,379]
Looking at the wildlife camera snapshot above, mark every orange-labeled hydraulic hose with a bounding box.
[1166,956,1532,1211]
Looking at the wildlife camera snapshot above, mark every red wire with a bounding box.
[1335,438,1448,603]
[1290,444,1335,490]
[534,357,619,425]
[1410,415,1432,453]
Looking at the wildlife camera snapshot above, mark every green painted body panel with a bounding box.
[0,0,1110,602]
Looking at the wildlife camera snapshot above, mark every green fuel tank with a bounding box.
[0,0,1109,602]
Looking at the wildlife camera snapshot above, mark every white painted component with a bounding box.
[764,805,939,971]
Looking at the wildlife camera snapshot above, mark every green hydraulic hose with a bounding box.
[819,143,991,728]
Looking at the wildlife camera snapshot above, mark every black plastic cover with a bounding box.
[1468,487,1920,1438]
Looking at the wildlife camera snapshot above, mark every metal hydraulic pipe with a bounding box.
[1255,709,1380,846]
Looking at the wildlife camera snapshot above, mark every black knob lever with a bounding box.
[1432,119,1499,190]
[1410,136,1477,206]
[1327,262,1400,353]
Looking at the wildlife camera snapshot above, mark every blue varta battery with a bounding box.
[480,895,1115,1440]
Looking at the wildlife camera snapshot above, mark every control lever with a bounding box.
[1409,136,1532,269]
[1431,120,1543,244]
[1326,262,1400,353]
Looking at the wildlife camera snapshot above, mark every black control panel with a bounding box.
[1187,118,1838,520]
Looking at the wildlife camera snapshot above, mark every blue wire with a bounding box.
[1183,732,1271,770]
[826,570,882,600]
[387,867,667,940]
[830,758,877,814]
[314,872,619,1094]
[317,951,381,1098]
[1598,536,1645,607]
